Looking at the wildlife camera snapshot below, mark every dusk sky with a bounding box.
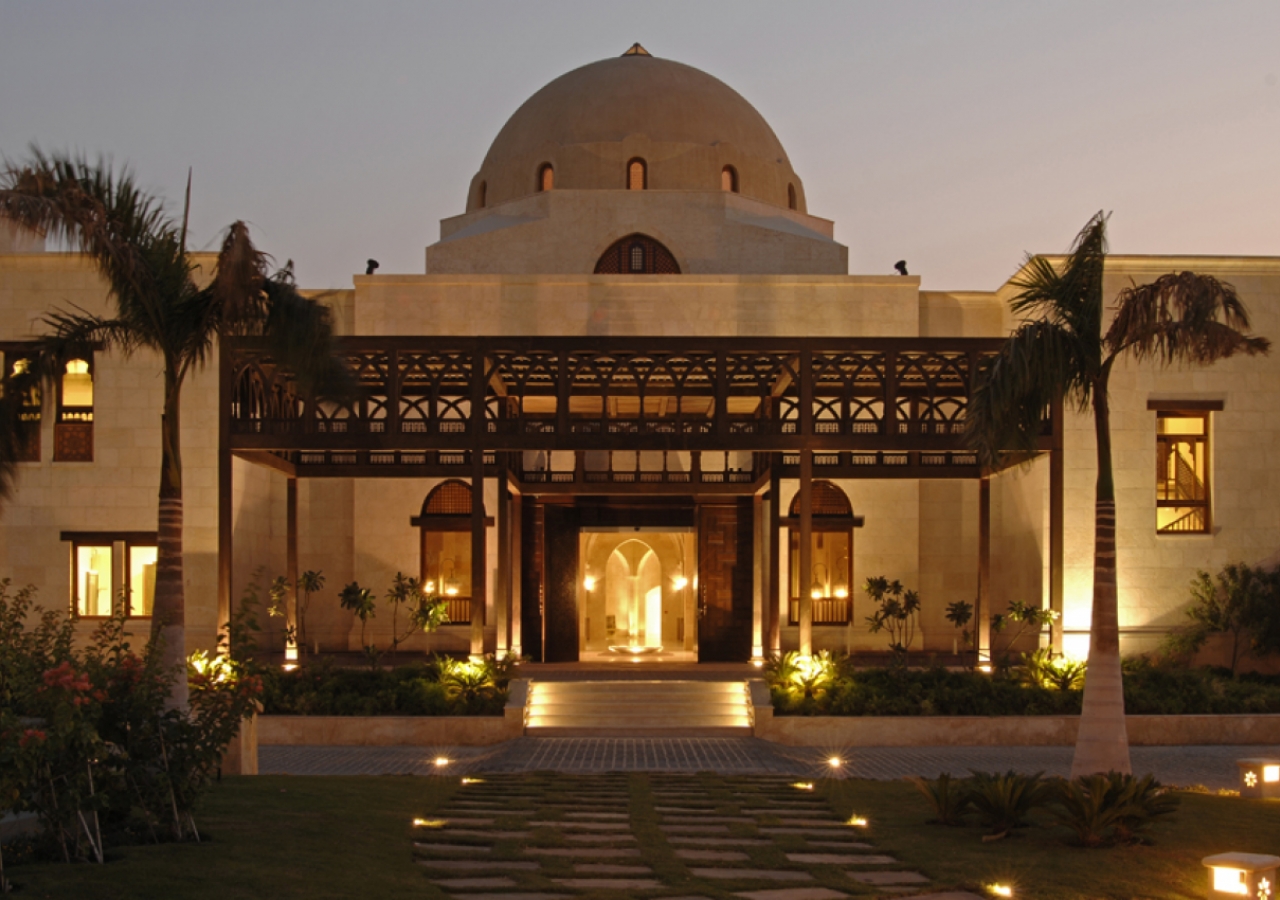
[2,1,1277,291]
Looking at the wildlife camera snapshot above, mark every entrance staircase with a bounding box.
[524,680,753,737]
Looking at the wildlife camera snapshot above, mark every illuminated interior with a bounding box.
[129,545,157,616]
[1211,866,1249,895]
[77,545,112,616]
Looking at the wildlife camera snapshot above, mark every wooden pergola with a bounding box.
[218,336,1064,661]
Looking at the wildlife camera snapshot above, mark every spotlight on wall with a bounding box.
[584,576,596,591]
[674,576,689,590]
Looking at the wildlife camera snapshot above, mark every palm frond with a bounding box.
[1107,271,1271,364]
[966,320,1083,466]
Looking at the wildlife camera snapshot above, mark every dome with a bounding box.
[467,46,806,213]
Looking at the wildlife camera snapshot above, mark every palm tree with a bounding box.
[967,212,1270,777]
[0,149,350,709]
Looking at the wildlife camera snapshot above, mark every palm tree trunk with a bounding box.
[1071,379,1131,777]
[152,369,189,711]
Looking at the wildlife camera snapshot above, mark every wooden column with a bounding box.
[217,340,233,649]
[470,452,486,658]
[495,464,510,656]
[767,459,781,655]
[977,474,992,664]
[751,489,765,662]
[510,487,523,658]
[1050,393,1065,653]
[286,477,299,657]
[799,449,814,656]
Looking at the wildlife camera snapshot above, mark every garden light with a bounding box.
[846,814,868,827]
[792,782,815,791]
[987,884,1013,898]
[412,818,444,828]
[1238,759,1280,799]
[434,756,451,767]
[1203,853,1280,898]
[461,777,483,785]
[282,663,298,672]
[828,756,842,769]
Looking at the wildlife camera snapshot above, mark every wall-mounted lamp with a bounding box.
[811,563,829,601]
[583,575,596,591]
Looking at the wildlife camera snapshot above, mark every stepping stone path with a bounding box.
[413,772,939,898]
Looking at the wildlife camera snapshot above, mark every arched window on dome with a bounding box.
[538,163,554,192]
[721,165,738,193]
[627,158,647,190]
[477,181,487,208]
[594,233,680,275]
[788,183,797,211]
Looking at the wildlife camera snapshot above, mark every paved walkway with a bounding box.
[261,738,1262,788]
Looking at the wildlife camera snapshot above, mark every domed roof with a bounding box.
[467,46,805,212]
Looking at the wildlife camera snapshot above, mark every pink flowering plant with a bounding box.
[0,579,261,871]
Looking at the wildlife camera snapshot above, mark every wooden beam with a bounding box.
[232,450,297,477]
[767,458,781,655]
[496,461,510,656]
[1050,393,1065,653]
[470,451,486,658]
[511,487,523,658]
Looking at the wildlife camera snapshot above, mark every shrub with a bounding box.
[1050,772,1179,846]
[966,770,1050,835]
[907,772,971,826]
[0,579,259,867]
[1021,648,1087,691]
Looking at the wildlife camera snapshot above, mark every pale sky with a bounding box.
[2,1,1277,291]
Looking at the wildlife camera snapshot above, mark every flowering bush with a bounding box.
[0,579,261,871]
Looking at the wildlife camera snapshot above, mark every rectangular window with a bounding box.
[64,532,158,617]
[787,529,853,625]
[54,355,94,462]
[1156,411,1210,534]
[2,348,42,462]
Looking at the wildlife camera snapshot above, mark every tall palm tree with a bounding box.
[967,212,1270,777]
[0,149,349,709]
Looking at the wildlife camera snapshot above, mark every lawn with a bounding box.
[829,779,1280,899]
[8,772,1280,899]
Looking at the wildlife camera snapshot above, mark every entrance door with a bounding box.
[697,500,753,662]
[543,504,580,662]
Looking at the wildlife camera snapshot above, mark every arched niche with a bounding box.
[410,480,493,624]
[785,481,863,625]
[593,233,681,274]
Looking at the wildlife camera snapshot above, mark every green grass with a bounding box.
[8,776,458,900]
[828,779,1280,900]
[9,773,1280,899]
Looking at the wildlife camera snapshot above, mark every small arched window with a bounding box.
[477,181,487,208]
[788,183,797,211]
[538,163,554,192]
[594,233,681,274]
[627,158,647,190]
[721,165,738,193]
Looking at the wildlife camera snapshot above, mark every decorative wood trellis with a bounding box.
[223,336,1053,483]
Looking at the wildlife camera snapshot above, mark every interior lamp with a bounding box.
[583,575,596,591]
[1203,853,1280,898]
[673,575,689,590]
[1238,758,1280,799]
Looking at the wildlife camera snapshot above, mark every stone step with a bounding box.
[527,725,753,737]
[525,678,753,734]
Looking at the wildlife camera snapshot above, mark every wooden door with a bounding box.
[697,500,753,662]
[542,504,580,662]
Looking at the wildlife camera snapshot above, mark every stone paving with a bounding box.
[262,738,1267,788]
[409,772,981,899]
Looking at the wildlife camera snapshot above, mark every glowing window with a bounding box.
[788,183,797,210]
[412,480,485,625]
[67,533,157,617]
[1156,411,1210,534]
[721,165,738,193]
[539,164,554,192]
[3,351,41,461]
[129,545,157,617]
[54,356,93,461]
[786,482,860,625]
[76,545,113,617]
[628,159,646,190]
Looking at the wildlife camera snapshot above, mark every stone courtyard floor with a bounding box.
[262,738,1259,789]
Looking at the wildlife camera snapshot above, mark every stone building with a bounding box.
[2,46,1277,666]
